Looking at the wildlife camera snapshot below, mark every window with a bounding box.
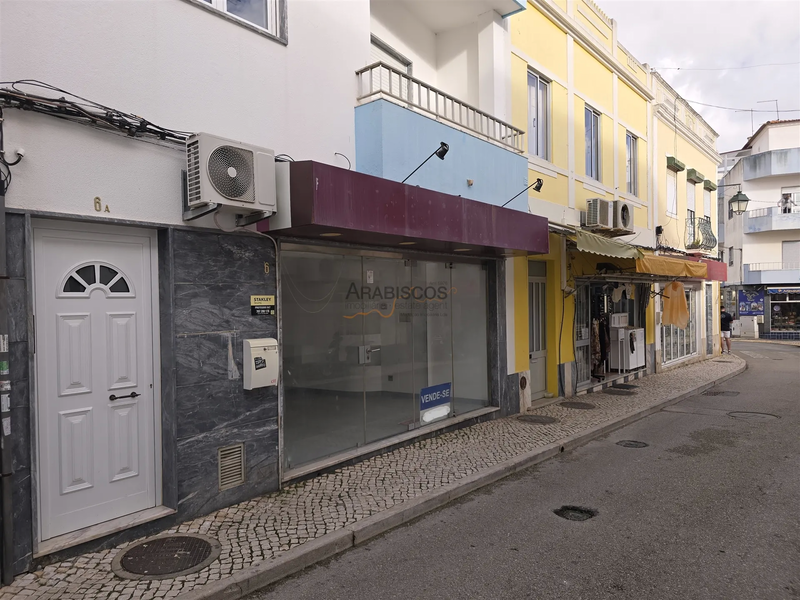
[370,35,412,100]
[528,72,550,160]
[703,189,711,217]
[686,181,696,212]
[783,240,800,266]
[687,208,696,245]
[585,107,600,181]
[200,0,283,39]
[626,132,638,195]
[728,246,734,267]
[60,262,132,297]
[666,169,677,217]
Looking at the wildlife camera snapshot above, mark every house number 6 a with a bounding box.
[264,262,270,274]
[94,197,110,213]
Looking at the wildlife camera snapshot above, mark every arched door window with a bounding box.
[59,262,134,297]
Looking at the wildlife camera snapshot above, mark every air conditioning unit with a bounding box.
[186,133,276,214]
[613,200,635,233]
[582,198,613,229]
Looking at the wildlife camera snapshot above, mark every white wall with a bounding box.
[767,122,800,152]
[742,231,798,265]
[370,0,438,83]
[1,0,371,226]
[437,22,480,106]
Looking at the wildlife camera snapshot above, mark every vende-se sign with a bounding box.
[420,382,452,410]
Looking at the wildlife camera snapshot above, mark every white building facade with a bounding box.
[718,120,800,339]
[1,0,539,578]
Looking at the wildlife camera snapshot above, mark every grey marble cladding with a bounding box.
[172,230,275,285]
[176,378,278,440]
[6,214,33,574]
[174,283,278,335]
[170,229,280,519]
[176,418,278,518]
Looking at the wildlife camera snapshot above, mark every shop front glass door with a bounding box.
[282,249,489,471]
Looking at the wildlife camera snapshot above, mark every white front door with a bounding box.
[34,221,158,541]
[528,277,547,400]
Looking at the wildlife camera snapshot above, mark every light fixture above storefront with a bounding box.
[319,232,342,237]
[454,248,471,252]
[398,241,416,245]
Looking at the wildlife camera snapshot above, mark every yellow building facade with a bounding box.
[505,0,723,402]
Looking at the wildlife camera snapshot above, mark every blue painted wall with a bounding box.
[355,99,529,212]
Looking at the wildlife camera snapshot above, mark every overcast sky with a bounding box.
[595,0,800,152]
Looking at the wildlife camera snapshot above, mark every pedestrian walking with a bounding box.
[720,306,733,354]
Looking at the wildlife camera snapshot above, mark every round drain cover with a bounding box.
[727,411,780,422]
[112,534,221,580]
[616,440,648,448]
[560,401,595,410]
[518,414,558,424]
[554,505,597,521]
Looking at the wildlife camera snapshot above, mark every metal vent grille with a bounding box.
[186,140,202,205]
[207,146,255,202]
[218,444,245,491]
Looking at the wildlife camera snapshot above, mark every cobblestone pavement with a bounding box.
[1,356,744,600]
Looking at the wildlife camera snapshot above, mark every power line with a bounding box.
[654,61,800,71]
[682,99,800,113]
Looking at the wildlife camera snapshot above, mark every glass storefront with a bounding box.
[769,292,800,333]
[281,245,490,470]
[661,287,697,363]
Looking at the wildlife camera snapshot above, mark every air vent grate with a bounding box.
[186,139,202,205]
[218,444,245,491]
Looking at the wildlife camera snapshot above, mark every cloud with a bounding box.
[595,0,800,151]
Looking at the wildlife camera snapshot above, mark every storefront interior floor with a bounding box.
[283,388,488,470]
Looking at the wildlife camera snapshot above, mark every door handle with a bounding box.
[109,391,140,401]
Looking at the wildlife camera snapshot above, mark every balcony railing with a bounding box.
[685,215,717,250]
[744,206,800,233]
[746,262,800,271]
[356,61,525,153]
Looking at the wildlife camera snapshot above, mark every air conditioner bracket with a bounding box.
[236,211,273,227]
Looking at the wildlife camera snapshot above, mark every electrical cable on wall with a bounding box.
[0,80,191,145]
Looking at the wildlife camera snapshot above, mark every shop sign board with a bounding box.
[251,295,276,316]
[738,290,764,316]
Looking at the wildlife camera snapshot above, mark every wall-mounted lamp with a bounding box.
[502,178,543,208]
[718,183,750,215]
[402,142,449,183]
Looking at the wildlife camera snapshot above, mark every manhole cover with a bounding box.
[727,411,780,422]
[560,401,595,410]
[518,414,558,424]
[702,391,740,396]
[112,534,221,580]
[616,440,649,448]
[554,505,597,521]
[604,388,636,396]
[612,383,638,390]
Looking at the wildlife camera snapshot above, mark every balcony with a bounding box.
[744,206,800,233]
[743,148,800,180]
[685,215,717,251]
[354,62,528,209]
[743,262,800,285]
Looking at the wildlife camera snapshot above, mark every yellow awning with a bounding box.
[635,255,707,279]
[575,230,644,259]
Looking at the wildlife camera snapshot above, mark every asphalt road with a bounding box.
[253,342,800,600]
